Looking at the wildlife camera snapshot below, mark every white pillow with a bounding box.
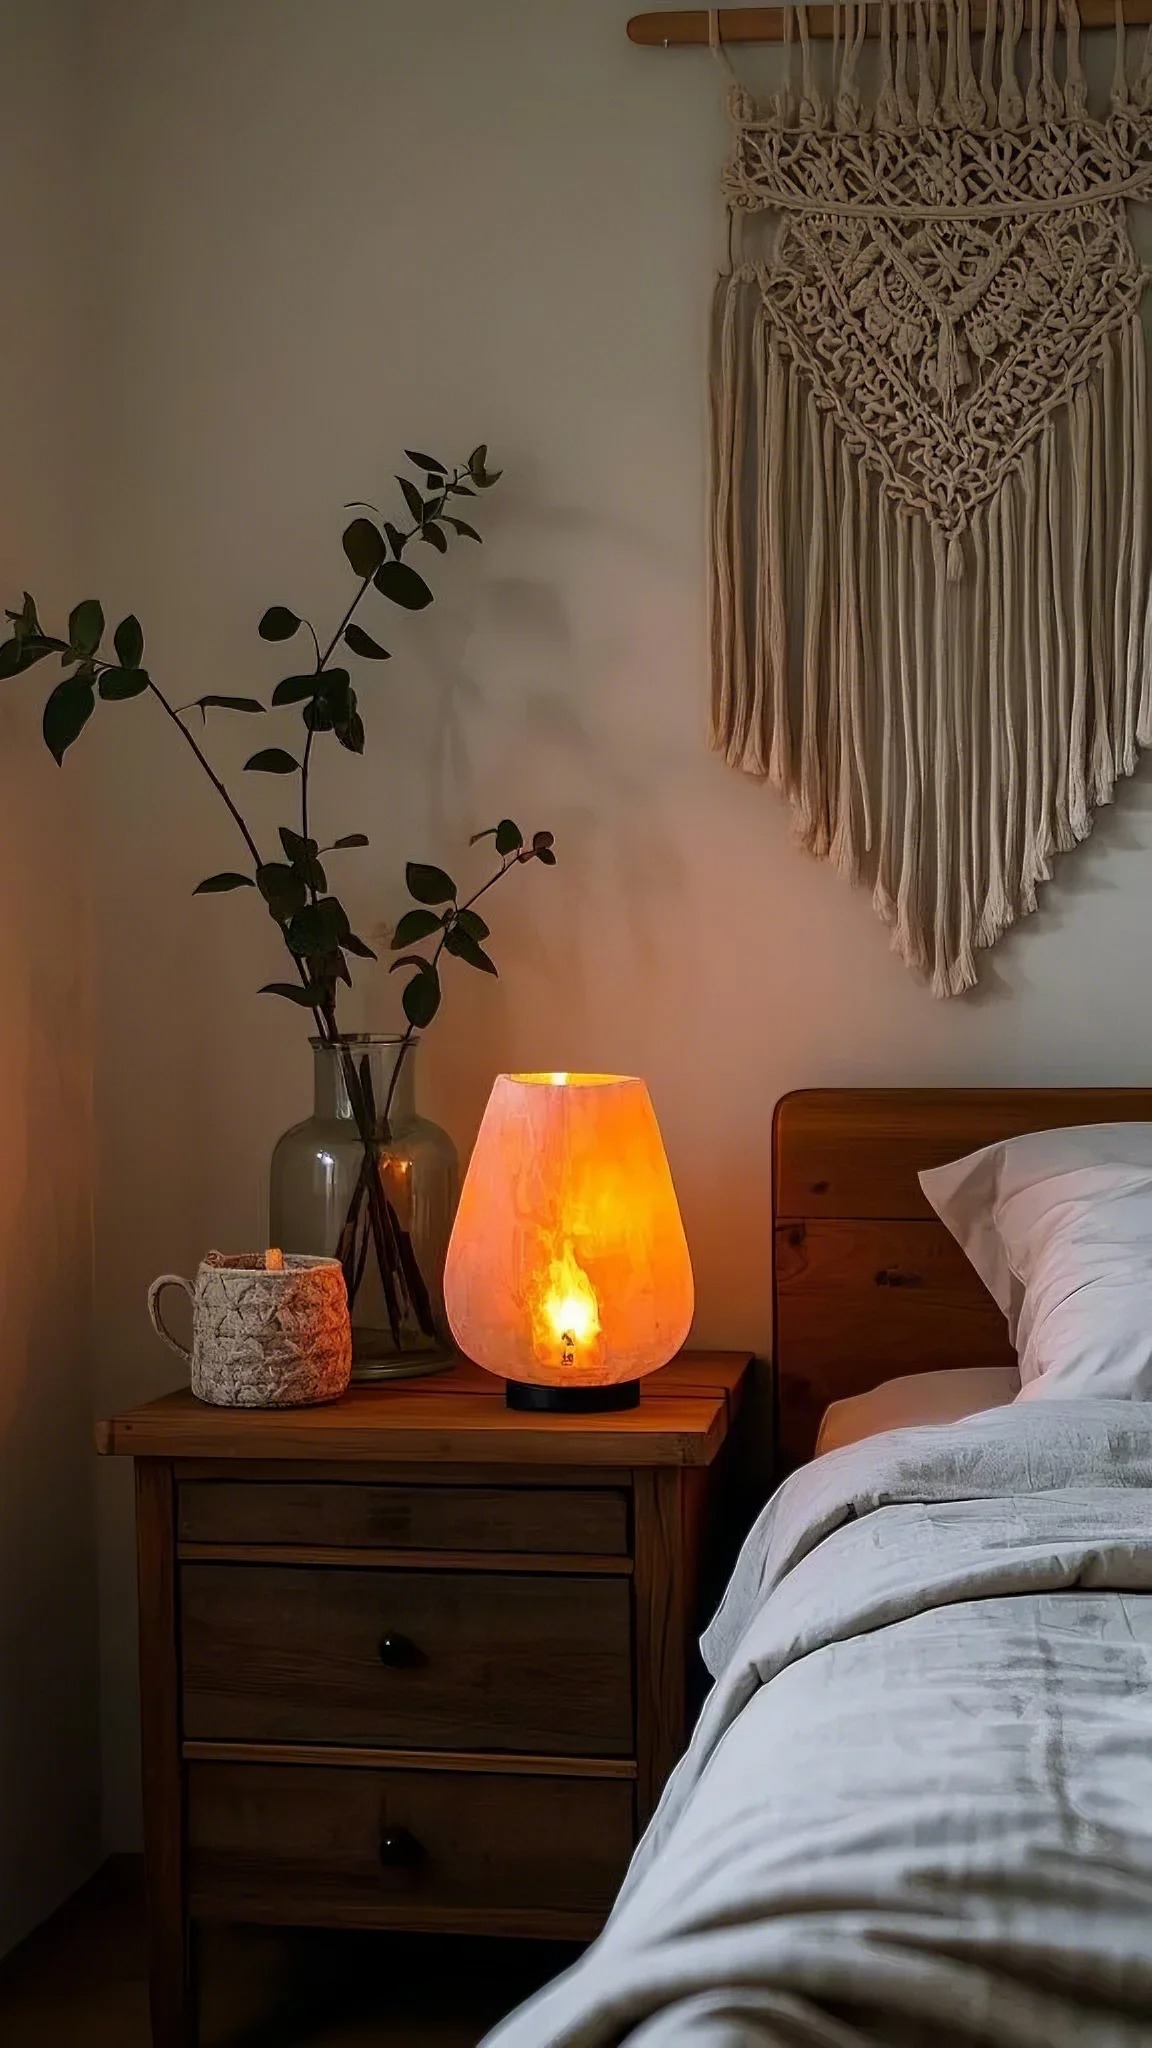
[816,1366,1020,1454]
[920,1123,1152,1400]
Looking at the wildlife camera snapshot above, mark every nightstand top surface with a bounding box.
[98,1351,752,1468]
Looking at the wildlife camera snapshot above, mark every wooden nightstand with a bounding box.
[100,1350,751,2048]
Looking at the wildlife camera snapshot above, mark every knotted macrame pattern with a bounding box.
[711,0,1152,993]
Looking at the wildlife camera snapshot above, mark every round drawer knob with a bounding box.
[379,1826,423,1870]
[378,1632,421,1669]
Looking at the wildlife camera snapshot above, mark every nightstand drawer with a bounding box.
[181,1564,634,1754]
[187,1760,634,1931]
[178,1479,629,1556]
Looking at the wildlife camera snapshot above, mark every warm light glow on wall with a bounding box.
[444,1073,694,1408]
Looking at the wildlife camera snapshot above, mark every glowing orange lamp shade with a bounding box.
[444,1073,694,1412]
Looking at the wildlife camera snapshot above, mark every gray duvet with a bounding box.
[483,1402,1152,2047]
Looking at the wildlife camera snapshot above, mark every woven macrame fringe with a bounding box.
[710,289,1151,997]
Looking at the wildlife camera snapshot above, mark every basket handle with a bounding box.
[147,1274,195,1360]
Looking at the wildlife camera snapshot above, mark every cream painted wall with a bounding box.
[69,1,1152,1844]
[0,1,99,1955]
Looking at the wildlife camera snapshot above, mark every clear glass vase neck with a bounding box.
[310,1034,418,1131]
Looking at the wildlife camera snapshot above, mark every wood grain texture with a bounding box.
[181,1564,633,1755]
[118,1353,751,2028]
[135,1461,191,2048]
[188,1760,633,1933]
[775,1088,1152,1219]
[100,1362,737,1468]
[772,1089,1152,1470]
[627,2,1152,43]
[178,1544,633,1576]
[182,1739,637,1780]
[775,1216,1015,1466]
[175,1458,631,1489]
[178,1479,629,1555]
[632,1467,687,1825]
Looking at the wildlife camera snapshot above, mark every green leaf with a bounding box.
[532,829,555,853]
[536,846,557,865]
[98,666,150,700]
[406,862,456,905]
[68,598,104,657]
[195,695,265,714]
[336,709,365,755]
[384,522,406,557]
[342,517,386,579]
[287,895,350,957]
[443,926,498,975]
[494,818,523,856]
[43,677,95,763]
[113,614,144,668]
[194,872,255,893]
[258,606,301,642]
[304,694,334,733]
[342,932,377,960]
[468,445,488,479]
[395,961,442,1028]
[0,634,63,678]
[319,667,352,713]
[421,522,448,554]
[397,476,425,524]
[0,637,32,678]
[454,907,490,941]
[406,449,446,474]
[343,623,390,661]
[278,827,326,893]
[392,907,442,948]
[257,862,308,920]
[332,832,369,849]
[404,964,442,1027]
[374,560,434,611]
[289,897,348,950]
[260,982,327,1008]
[271,672,321,707]
[307,948,347,991]
[290,909,343,957]
[244,748,298,774]
[6,591,40,636]
[443,517,482,543]
[476,469,503,489]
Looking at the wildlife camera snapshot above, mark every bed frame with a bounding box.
[772,1087,1152,1472]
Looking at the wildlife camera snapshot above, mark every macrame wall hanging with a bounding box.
[710,0,1152,993]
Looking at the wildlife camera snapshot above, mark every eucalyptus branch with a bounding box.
[0,441,556,1347]
[151,678,265,869]
[383,826,556,1132]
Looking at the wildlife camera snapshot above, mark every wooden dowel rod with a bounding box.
[628,2,1152,43]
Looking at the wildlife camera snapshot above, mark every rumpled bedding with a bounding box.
[483,1402,1152,2047]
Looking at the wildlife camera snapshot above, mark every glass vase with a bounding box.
[269,1034,458,1381]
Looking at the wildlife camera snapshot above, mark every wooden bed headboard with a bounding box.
[772,1087,1152,1472]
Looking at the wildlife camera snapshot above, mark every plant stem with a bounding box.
[300,727,315,873]
[297,462,471,978]
[138,671,265,871]
[378,849,521,1132]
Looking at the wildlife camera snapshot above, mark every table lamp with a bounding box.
[444,1073,694,1411]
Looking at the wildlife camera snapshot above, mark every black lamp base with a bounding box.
[504,1379,640,1414]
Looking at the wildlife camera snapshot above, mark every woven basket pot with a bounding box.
[147,1251,352,1408]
